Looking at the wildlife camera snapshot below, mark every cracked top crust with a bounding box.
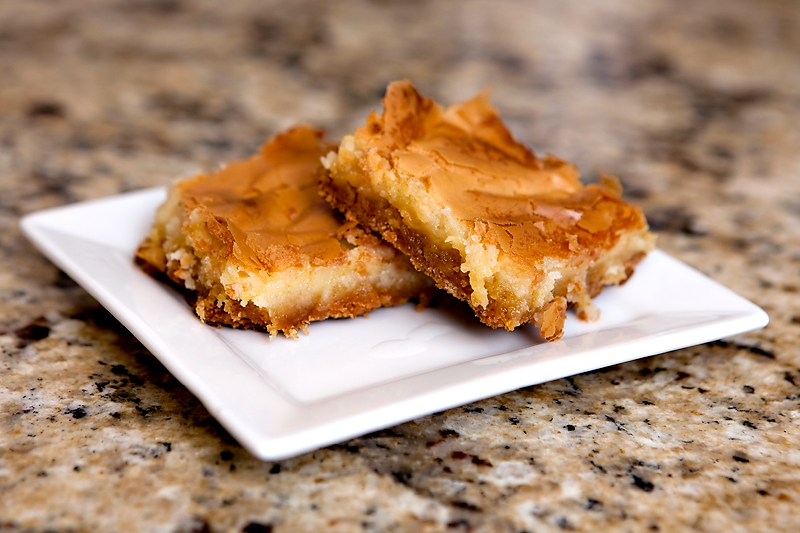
[175,125,345,271]
[356,80,652,268]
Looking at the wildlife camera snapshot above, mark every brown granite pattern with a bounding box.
[2,0,800,531]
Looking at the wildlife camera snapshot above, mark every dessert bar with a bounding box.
[136,126,433,337]
[320,81,655,340]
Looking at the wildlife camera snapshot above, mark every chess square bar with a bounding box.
[320,81,655,340]
[136,126,433,337]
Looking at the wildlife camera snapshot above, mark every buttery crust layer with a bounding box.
[320,81,656,340]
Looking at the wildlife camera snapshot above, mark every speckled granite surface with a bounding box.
[2,0,800,531]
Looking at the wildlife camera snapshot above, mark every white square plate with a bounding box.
[21,188,768,460]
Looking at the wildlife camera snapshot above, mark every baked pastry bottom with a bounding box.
[320,81,655,341]
[136,126,433,338]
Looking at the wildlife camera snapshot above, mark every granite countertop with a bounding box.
[2,0,799,531]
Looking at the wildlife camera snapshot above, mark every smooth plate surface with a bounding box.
[20,188,769,460]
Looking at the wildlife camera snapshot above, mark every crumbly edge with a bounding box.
[135,185,433,338]
[320,138,655,340]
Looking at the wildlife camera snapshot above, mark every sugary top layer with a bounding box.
[356,80,651,265]
[177,126,348,270]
